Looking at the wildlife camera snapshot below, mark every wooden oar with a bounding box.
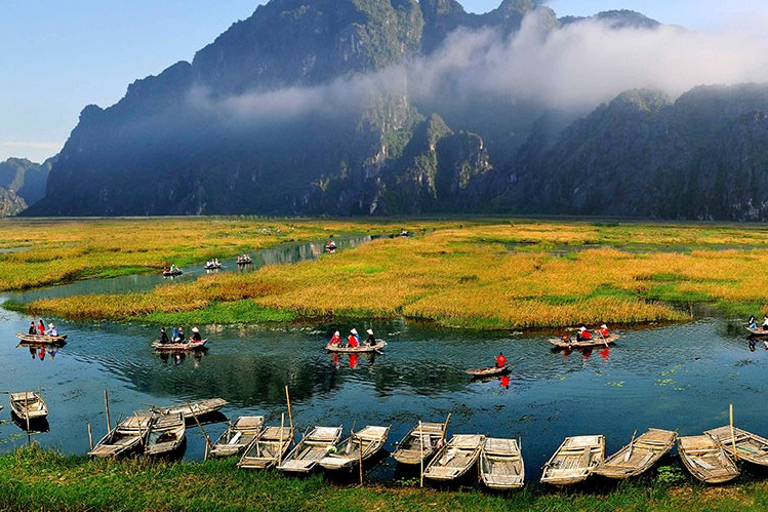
[624,429,638,462]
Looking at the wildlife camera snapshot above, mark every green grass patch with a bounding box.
[136,300,297,325]
[1,299,28,313]
[75,265,155,280]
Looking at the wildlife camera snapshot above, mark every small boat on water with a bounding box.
[541,435,605,485]
[204,262,222,270]
[238,424,295,469]
[236,255,253,265]
[145,398,228,421]
[15,333,67,345]
[705,426,768,467]
[151,339,208,352]
[678,435,739,484]
[423,434,484,482]
[319,425,391,470]
[144,413,186,457]
[549,334,619,350]
[392,421,448,465]
[325,340,387,354]
[9,391,48,422]
[210,416,265,458]
[277,426,343,473]
[480,437,525,490]
[162,268,183,277]
[89,416,153,458]
[593,428,677,479]
[746,326,768,336]
[465,365,512,377]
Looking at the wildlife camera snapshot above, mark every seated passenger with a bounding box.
[191,327,202,342]
[576,326,592,342]
[329,331,341,346]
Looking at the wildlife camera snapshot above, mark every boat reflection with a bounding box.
[11,415,49,433]
[17,343,62,361]
[157,350,207,367]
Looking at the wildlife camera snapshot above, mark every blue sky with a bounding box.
[0,0,762,162]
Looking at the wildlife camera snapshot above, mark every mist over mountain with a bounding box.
[23,0,768,219]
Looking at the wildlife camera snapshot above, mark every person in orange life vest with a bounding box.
[577,326,592,341]
[329,331,341,346]
[347,329,360,348]
[495,352,507,368]
[598,324,610,338]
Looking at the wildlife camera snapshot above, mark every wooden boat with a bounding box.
[465,365,512,377]
[15,333,67,345]
[746,326,768,336]
[678,435,739,484]
[392,421,448,465]
[236,255,253,265]
[144,413,186,456]
[277,426,343,473]
[593,428,677,479]
[705,426,768,467]
[210,416,265,458]
[480,437,525,490]
[549,334,619,349]
[319,425,391,470]
[541,435,605,485]
[325,340,387,353]
[147,398,228,420]
[204,262,222,270]
[151,339,208,351]
[162,269,183,277]
[238,425,294,469]
[88,416,153,458]
[9,391,48,421]
[423,434,484,481]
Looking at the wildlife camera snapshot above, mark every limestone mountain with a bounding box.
[0,157,53,217]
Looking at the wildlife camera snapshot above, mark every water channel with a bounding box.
[0,237,764,485]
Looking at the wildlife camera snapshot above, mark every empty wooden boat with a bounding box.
[319,425,391,470]
[88,416,153,458]
[144,413,186,456]
[15,333,67,345]
[238,425,294,469]
[541,435,605,485]
[593,428,676,479]
[423,434,484,481]
[392,421,447,465]
[480,437,524,490]
[277,426,343,473]
[210,416,265,458]
[325,340,387,353]
[678,435,739,484]
[705,426,768,467]
[147,398,228,420]
[9,391,48,422]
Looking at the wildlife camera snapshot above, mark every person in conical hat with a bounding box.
[365,328,375,346]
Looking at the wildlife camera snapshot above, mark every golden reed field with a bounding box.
[4,217,768,329]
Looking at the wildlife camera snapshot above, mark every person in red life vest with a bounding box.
[37,320,45,335]
[329,331,341,346]
[598,324,610,338]
[576,326,592,342]
[495,352,507,368]
[347,329,360,348]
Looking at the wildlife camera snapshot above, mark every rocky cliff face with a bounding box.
[0,157,53,216]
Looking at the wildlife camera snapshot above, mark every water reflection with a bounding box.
[17,343,62,362]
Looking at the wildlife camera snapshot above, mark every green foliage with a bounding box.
[137,300,296,325]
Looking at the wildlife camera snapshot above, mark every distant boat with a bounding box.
[151,339,208,352]
[325,340,387,353]
[465,365,512,377]
[141,398,228,421]
[549,334,619,350]
[204,262,222,270]
[162,268,183,277]
[236,255,253,265]
[15,333,67,345]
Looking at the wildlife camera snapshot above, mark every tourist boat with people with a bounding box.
[705,426,768,467]
[549,334,619,350]
[210,416,265,458]
[144,413,186,457]
[277,426,343,473]
[479,437,525,490]
[465,364,512,377]
[593,428,677,479]
[678,435,740,484]
[15,333,67,345]
[423,434,484,482]
[746,326,768,337]
[325,340,387,354]
[236,254,253,265]
[318,425,391,470]
[541,435,605,485]
[9,391,48,422]
[151,339,208,352]
[238,424,295,470]
[392,419,449,465]
[162,267,183,277]
[88,415,154,458]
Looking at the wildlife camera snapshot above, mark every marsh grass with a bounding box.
[9,218,768,329]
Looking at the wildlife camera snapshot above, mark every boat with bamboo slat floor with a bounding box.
[480,437,525,490]
[678,435,740,484]
[541,435,605,485]
[210,416,265,458]
[88,416,153,458]
[593,428,677,479]
[144,398,228,420]
[144,413,186,457]
[423,434,484,482]
[9,391,48,422]
[319,425,391,470]
[549,334,619,350]
[392,421,448,465]
[151,339,208,352]
[325,341,387,353]
[705,426,768,467]
[238,425,295,469]
[277,426,343,473]
[15,333,67,345]
[465,365,512,377]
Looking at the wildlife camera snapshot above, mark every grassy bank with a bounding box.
[7,217,768,328]
[2,444,767,511]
